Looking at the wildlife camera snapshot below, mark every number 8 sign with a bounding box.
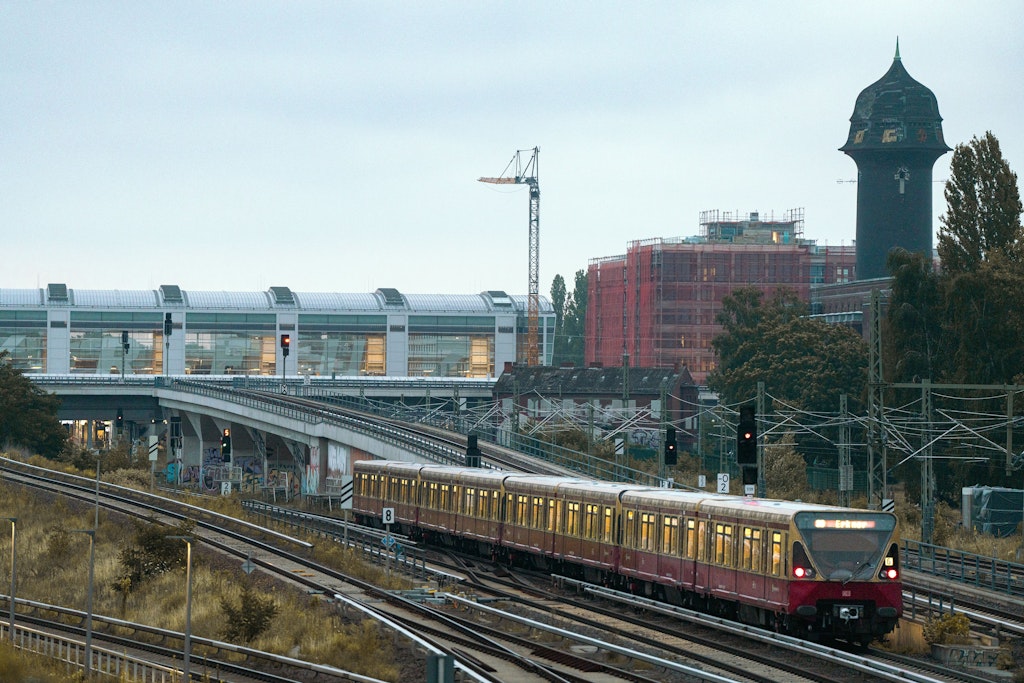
[382,507,395,525]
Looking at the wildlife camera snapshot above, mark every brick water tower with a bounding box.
[841,43,950,280]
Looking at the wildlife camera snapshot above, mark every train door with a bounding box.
[694,518,710,593]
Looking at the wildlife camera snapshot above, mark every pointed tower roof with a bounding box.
[840,44,950,154]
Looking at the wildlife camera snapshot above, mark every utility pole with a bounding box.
[838,393,852,507]
[920,380,935,546]
[479,147,541,365]
[756,381,766,498]
[867,289,887,510]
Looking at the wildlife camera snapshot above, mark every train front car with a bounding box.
[787,509,901,644]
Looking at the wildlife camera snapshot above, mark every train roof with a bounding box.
[696,496,895,524]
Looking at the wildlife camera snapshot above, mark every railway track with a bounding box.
[4,455,1019,682]
[253,501,989,683]
[0,458,710,681]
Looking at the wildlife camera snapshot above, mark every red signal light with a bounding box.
[885,568,899,580]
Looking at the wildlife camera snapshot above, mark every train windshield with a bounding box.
[794,512,896,581]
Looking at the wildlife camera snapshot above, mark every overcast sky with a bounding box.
[3,2,1022,298]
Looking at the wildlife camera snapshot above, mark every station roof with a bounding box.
[0,285,553,314]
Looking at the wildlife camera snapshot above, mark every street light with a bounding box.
[70,529,95,678]
[94,453,102,530]
[4,517,15,644]
[167,535,194,681]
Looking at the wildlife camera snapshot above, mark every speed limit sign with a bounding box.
[382,507,395,525]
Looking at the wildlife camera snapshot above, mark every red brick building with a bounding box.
[586,210,857,384]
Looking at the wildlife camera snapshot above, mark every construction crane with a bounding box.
[479,146,541,366]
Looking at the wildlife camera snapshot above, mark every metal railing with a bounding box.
[3,621,181,682]
[168,380,462,466]
[902,538,1024,596]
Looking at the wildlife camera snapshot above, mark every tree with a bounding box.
[884,248,943,383]
[937,131,1024,274]
[550,275,569,365]
[709,287,868,414]
[889,131,1024,386]
[941,253,1024,385]
[220,581,279,644]
[555,269,587,367]
[0,351,67,458]
[764,432,808,501]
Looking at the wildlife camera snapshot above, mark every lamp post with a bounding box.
[167,535,193,681]
[94,453,102,530]
[4,517,15,644]
[70,529,95,678]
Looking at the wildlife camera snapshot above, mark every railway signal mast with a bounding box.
[479,147,541,366]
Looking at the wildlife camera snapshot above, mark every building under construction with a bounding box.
[585,210,856,384]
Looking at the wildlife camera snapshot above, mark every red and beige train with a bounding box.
[352,460,902,644]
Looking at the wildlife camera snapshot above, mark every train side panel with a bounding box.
[551,482,623,573]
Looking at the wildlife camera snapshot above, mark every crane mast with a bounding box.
[479,146,541,366]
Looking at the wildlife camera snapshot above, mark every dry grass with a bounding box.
[0,641,75,682]
[0,475,405,682]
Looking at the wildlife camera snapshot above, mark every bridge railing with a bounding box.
[902,538,1024,596]
[167,380,463,466]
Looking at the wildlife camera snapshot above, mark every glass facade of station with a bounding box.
[69,312,164,374]
[1,287,553,377]
[408,315,495,377]
[0,310,47,372]
[297,314,387,376]
[184,313,276,375]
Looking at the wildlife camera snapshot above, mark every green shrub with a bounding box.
[922,612,971,645]
[220,581,279,643]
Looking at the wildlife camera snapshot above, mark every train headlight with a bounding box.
[793,566,815,579]
[884,567,899,580]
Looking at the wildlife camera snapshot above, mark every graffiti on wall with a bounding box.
[304,446,320,495]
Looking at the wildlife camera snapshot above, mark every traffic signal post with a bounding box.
[280,334,291,391]
[736,382,767,498]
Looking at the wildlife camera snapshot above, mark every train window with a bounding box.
[714,524,734,566]
[624,510,636,547]
[517,495,530,526]
[685,519,697,559]
[567,501,581,536]
[697,520,708,561]
[662,516,679,555]
[548,499,557,532]
[465,488,477,516]
[742,528,764,572]
[440,484,451,512]
[584,504,598,539]
[602,507,614,543]
[771,531,784,576]
[427,482,438,509]
[533,497,546,530]
[640,513,657,552]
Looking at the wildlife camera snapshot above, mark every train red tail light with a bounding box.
[792,542,815,579]
[879,542,900,581]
